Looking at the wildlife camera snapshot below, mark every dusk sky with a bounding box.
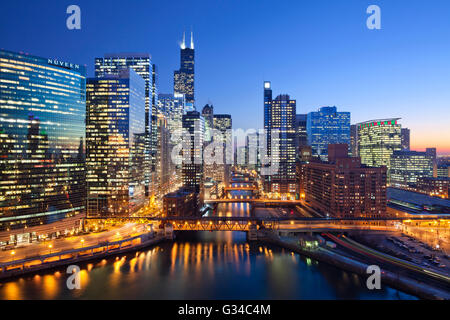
[1,0,449,154]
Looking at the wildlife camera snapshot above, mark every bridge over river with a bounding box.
[86,216,445,233]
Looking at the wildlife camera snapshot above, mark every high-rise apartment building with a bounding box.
[390,151,434,188]
[306,106,350,161]
[0,50,86,230]
[174,32,195,105]
[263,82,297,195]
[357,118,402,175]
[86,69,146,217]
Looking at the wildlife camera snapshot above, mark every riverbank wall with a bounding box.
[256,230,450,300]
[0,232,168,281]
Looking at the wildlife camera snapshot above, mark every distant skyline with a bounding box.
[1,0,449,154]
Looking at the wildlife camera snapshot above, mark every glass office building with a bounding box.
[390,150,434,188]
[306,106,350,161]
[95,53,153,196]
[157,93,186,137]
[86,69,146,217]
[174,32,195,105]
[0,49,86,230]
[295,114,308,151]
[263,82,297,195]
[182,111,204,196]
[212,114,232,186]
[357,118,402,173]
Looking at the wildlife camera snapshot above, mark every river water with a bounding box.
[0,187,417,300]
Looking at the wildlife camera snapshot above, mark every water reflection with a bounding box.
[0,186,416,300]
[0,231,416,300]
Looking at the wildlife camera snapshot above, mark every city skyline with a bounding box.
[0,0,449,303]
[1,1,449,154]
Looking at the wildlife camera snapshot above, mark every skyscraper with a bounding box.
[357,118,402,174]
[295,114,308,152]
[182,111,204,199]
[245,131,260,171]
[213,114,232,186]
[157,93,186,186]
[174,32,195,105]
[95,53,154,196]
[202,104,214,143]
[86,69,146,217]
[306,106,351,161]
[157,93,186,136]
[0,50,86,230]
[401,128,410,151]
[263,82,297,196]
[156,114,171,196]
[350,124,358,157]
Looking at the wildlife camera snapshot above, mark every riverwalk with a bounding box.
[0,232,166,280]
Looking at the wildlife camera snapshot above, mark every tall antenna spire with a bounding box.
[181,31,186,49]
[190,30,194,49]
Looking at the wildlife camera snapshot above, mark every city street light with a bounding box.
[11,250,15,262]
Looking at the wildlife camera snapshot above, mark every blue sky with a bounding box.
[1,0,449,153]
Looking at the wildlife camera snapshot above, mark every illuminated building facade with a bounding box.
[263,82,297,195]
[245,131,260,171]
[390,151,434,188]
[0,50,86,230]
[182,111,204,205]
[213,114,232,186]
[416,177,449,199]
[86,69,146,217]
[202,104,214,143]
[304,144,387,218]
[357,118,402,175]
[174,32,195,105]
[306,106,350,161]
[436,165,450,178]
[157,93,185,136]
[156,114,172,196]
[94,53,153,196]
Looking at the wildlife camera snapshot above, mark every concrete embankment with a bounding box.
[0,232,167,280]
[256,230,450,300]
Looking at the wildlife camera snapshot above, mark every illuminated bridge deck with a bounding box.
[87,217,449,232]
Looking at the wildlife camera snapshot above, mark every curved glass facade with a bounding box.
[0,50,86,229]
